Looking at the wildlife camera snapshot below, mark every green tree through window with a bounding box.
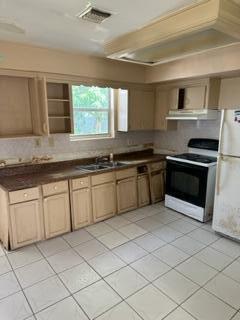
[72,85,111,136]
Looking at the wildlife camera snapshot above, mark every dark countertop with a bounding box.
[0,151,166,192]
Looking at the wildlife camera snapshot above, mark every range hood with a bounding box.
[105,0,240,65]
[166,109,219,120]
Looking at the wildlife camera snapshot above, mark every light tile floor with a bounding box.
[1,202,240,320]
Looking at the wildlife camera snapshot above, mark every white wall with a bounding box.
[154,116,221,154]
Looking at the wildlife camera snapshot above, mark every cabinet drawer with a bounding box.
[150,161,166,172]
[9,187,40,204]
[71,177,89,190]
[42,180,68,197]
[91,172,114,186]
[116,168,136,180]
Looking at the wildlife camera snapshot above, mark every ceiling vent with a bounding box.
[77,6,111,24]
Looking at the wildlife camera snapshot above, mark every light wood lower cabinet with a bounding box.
[151,171,165,203]
[71,188,92,230]
[43,193,71,239]
[92,182,116,222]
[137,175,150,207]
[1,161,167,250]
[9,200,44,249]
[117,177,138,214]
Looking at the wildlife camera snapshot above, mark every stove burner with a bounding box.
[173,153,217,164]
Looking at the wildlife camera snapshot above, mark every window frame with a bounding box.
[70,84,114,140]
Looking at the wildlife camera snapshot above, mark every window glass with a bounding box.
[72,85,111,136]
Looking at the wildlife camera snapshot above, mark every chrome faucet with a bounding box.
[0,160,6,167]
[110,153,114,163]
[95,155,109,164]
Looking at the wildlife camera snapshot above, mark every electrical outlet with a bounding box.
[35,138,41,147]
[127,139,134,146]
[144,143,154,148]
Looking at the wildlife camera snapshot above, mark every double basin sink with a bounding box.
[76,161,127,172]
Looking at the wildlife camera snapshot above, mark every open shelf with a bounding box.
[48,98,70,102]
[48,116,71,119]
[47,82,72,134]
[47,83,69,100]
[49,117,71,134]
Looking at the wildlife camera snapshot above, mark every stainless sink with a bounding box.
[76,161,126,171]
[75,164,108,171]
[100,161,126,168]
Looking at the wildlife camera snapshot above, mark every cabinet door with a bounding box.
[37,77,49,135]
[151,171,165,203]
[129,89,154,130]
[155,89,177,131]
[141,91,155,129]
[169,88,179,110]
[219,77,240,109]
[72,188,92,230]
[117,89,128,132]
[92,182,116,222]
[117,177,137,214]
[43,193,71,239]
[138,175,150,207]
[10,200,44,249]
[184,86,206,110]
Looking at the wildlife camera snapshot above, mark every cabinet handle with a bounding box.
[80,181,84,185]
[54,186,58,190]
[24,193,28,197]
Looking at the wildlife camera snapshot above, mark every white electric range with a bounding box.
[165,138,219,222]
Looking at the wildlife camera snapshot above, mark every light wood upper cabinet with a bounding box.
[115,88,155,132]
[137,175,150,208]
[92,182,116,222]
[71,188,92,230]
[154,89,177,131]
[169,78,220,111]
[37,76,49,135]
[128,89,155,130]
[43,193,71,239]
[184,86,206,110]
[117,88,155,132]
[117,177,138,214]
[0,75,45,138]
[9,200,44,249]
[117,89,129,132]
[219,77,240,109]
[170,85,207,110]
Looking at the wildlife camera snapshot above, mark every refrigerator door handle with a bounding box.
[218,109,225,154]
[216,155,223,196]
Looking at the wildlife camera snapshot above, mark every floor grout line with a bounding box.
[1,203,240,320]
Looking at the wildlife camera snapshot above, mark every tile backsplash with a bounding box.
[154,116,221,154]
[0,116,221,165]
[0,131,154,164]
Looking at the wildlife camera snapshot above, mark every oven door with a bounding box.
[166,160,208,208]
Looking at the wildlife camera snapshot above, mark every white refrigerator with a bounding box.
[213,109,240,240]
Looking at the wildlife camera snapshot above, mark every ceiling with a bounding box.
[0,0,202,56]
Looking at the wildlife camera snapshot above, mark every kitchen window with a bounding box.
[71,85,113,138]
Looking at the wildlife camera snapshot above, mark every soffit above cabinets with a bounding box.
[105,0,240,66]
